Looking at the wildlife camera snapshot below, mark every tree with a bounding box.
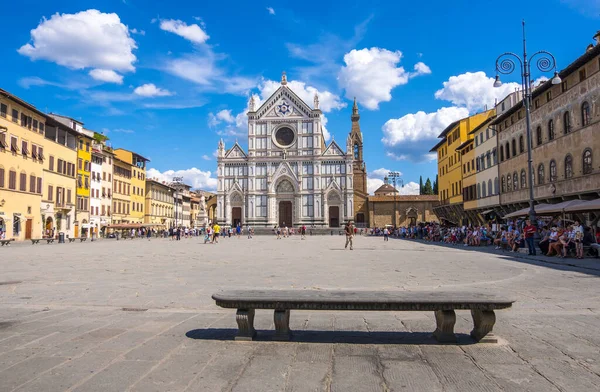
[433,175,438,195]
[419,176,423,195]
[423,178,433,195]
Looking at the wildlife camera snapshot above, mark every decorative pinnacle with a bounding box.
[281,71,288,85]
[351,97,360,121]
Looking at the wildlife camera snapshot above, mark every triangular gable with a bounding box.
[224,143,247,159]
[227,180,244,196]
[255,86,313,119]
[322,140,346,157]
[271,161,299,183]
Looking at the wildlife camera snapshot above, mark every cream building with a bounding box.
[216,72,354,228]
[100,143,114,233]
[144,179,174,228]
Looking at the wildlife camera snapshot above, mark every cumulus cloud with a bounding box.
[18,9,137,77]
[202,155,212,161]
[259,79,346,112]
[367,177,384,194]
[159,19,209,44]
[130,28,145,35]
[369,167,398,180]
[366,177,419,195]
[133,83,173,97]
[267,7,275,15]
[208,109,236,127]
[338,48,430,110]
[381,106,469,161]
[434,71,520,112]
[88,69,123,84]
[146,168,217,191]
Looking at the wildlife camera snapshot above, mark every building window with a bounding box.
[48,185,53,201]
[579,68,586,82]
[581,101,591,127]
[519,135,524,154]
[583,149,593,174]
[29,175,36,193]
[520,170,526,189]
[8,170,16,189]
[12,109,18,123]
[505,142,510,159]
[501,176,506,192]
[538,164,545,185]
[548,119,555,140]
[302,195,314,217]
[256,195,267,217]
[549,160,557,182]
[536,126,542,146]
[561,80,567,92]
[565,155,573,179]
[513,171,518,190]
[512,139,517,157]
[546,91,552,102]
[563,112,571,134]
[534,99,540,109]
[0,104,6,118]
[507,174,512,192]
[19,172,26,191]
[500,146,504,161]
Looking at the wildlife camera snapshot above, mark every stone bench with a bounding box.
[45,238,55,244]
[30,239,42,244]
[68,238,76,243]
[212,290,514,343]
[72,237,87,242]
[0,239,14,246]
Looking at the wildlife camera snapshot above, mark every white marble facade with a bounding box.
[216,73,354,228]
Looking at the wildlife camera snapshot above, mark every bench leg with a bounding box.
[470,310,497,343]
[433,310,457,343]
[274,310,291,341]
[235,309,256,341]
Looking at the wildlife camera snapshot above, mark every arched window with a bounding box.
[549,160,557,182]
[488,179,492,195]
[583,149,593,174]
[492,148,497,165]
[500,145,504,161]
[565,155,573,179]
[501,176,506,193]
[486,152,491,168]
[505,142,511,159]
[582,101,591,127]
[477,183,481,199]
[513,171,518,190]
[536,126,542,146]
[563,112,571,134]
[494,177,499,194]
[548,119,555,140]
[538,164,545,185]
[353,143,359,159]
[481,181,486,198]
[519,135,524,154]
[512,139,517,157]
[521,169,526,188]
[507,174,512,191]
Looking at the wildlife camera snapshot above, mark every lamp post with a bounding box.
[171,177,184,228]
[494,20,561,225]
[388,171,403,228]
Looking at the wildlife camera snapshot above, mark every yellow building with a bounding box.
[114,149,149,224]
[457,138,476,218]
[145,179,174,228]
[430,110,495,224]
[112,157,132,224]
[41,116,79,238]
[0,88,45,240]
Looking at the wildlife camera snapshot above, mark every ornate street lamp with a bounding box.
[171,176,184,228]
[388,171,403,227]
[494,20,560,225]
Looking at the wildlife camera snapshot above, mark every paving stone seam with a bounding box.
[321,344,335,392]
[64,313,200,392]
[505,344,565,392]
[221,345,261,392]
[124,341,186,392]
[458,345,508,391]
[373,346,391,392]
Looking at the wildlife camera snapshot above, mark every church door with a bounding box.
[25,219,32,240]
[232,207,242,227]
[329,206,340,227]
[278,201,292,227]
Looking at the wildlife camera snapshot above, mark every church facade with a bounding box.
[216,72,367,228]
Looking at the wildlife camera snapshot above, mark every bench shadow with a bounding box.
[185,328,476,345]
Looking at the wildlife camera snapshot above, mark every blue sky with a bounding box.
[3,0,599,193]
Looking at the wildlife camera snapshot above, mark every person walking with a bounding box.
[247,224,253,239]
[383,227,389,241]
[345,221,354,250]
[212,223,221,244]
[301,224,306,240]
[523,219,537,256]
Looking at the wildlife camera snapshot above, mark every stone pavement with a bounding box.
[1,235,600,391]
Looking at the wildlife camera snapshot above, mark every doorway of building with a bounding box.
[355,213,365,226]
[25,219,32,239]
[329,206,340,227]
[232,207,242,227]
[45,217,53,237]
[278,201,292,227]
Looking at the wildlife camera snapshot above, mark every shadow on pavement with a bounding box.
[185,328,477,345]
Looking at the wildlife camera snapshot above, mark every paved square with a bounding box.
[1,235,600,391]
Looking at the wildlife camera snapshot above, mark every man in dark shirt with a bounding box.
[523,219,537,255]
[345,221,354,250]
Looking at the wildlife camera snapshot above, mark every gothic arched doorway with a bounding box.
[276,179,295,227]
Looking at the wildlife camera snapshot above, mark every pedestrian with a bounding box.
[176,227,181,241]
[301,224,306,240]
[236,223,241,238]
[573,220,584,259]
[275,225,281,239]
[212,223,221,243]
[383,227,389,241]
[344,220,354,250]
[147,228,152,240]
[523,219,537,255]
[247,224,252,239]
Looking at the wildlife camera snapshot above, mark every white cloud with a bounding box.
[369,167,399,180]
[88,69,123,84]
[112,128,135,133]
[202,155,211,161]
[259,79,346,112]
[208,109,235,127]
[412,62,431,76]
[159,19,209,44]
[165,55,216,86]
[398,181,421,195]
[267,7,275,15]
[147,168,217,191]
[434,71,520,112]
[366,177,419,195]
[130,28,145,35]
[339,49,431,110]
[367,178,384,194]
[18,9,137,75]
[133,83,173,97]
[382,106,469,161]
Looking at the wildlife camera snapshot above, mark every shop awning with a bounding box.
[563,198,600,213]
[503,204,551,219]
[535,200,588,215]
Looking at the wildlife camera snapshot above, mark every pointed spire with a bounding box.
[351,97,360,121]
[314,92,320,110]
[281,71,287,85]
[248,95,256,112]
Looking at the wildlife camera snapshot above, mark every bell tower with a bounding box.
[349,98,368,225]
